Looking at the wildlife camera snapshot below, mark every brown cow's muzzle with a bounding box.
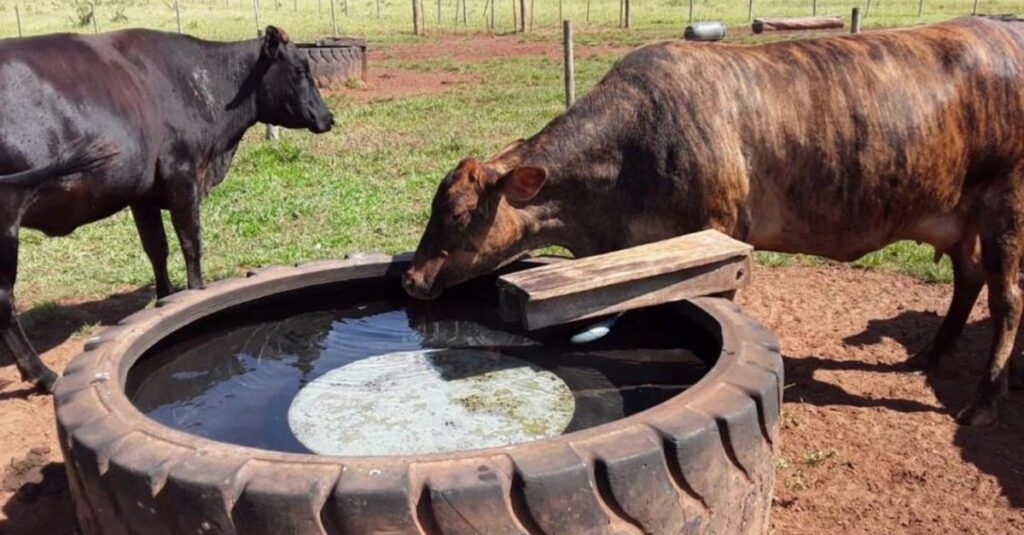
[402,252,448,300]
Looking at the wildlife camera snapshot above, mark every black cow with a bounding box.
[0,26,333,392]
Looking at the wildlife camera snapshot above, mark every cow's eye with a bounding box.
[448,211,470,228]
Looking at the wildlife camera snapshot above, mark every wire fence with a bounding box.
[0,0,1018,42]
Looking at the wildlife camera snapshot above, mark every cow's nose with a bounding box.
[402,269,437,300]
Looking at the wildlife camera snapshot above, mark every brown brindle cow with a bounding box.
[403,17,1024,426]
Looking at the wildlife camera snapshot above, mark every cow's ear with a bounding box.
[262,26,290,58]
[498,166,548,203]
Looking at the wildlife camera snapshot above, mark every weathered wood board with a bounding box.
[498,230,753,331]
[752,16,844,34]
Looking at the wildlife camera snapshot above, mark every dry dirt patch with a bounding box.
[1,265,1023,533]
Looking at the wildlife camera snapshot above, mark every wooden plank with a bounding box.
[752,15,844,33]
[499,230,751,301]
[498,230,753,331]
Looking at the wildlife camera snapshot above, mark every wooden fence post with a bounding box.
[688,0,693,22]
[330,0,339,35]
[624,0,630,28]
[586,0,591,22]
[972,0,979,15]
[813,0,817,16]
[175,0,183,32]
[343,0,348,16]
[490,0,495,28]
[412,0,421,34]
[851,6,861,33]
[462,0,467,25]
[91,3,99,33]
[564,20,574,108]
[918,0,924,17]
[747,0,753,22]
[864,0,871,19]
[518,0,525,32]
[511,0,517,32]
[15,5,22,37]
[530,0,534,31]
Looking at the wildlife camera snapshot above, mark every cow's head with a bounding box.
[403,156,548,300]
[254,26,333,133]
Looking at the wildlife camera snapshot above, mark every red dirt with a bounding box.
[328,67,478,102]
[367,32,630,64]
[1,265,1022,533]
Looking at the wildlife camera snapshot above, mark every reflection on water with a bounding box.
[128,283,711,454]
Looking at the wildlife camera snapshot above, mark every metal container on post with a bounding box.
[683,21,726,41]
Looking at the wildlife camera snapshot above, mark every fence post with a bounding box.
[624,0,630,28]
[15,5,22,38]
[812,0,817,16]
[91,3,99,33]
[330,0,339,35]
[462,0,467,24]
[376,0,380,17]
[972,0,978,15]
[558,0,562,22]
[619,0,623,27]
[864,0,871,19]
[437,0,441,24]
[490,0,495,28]
[586,0,591,22]
[518,0,525,32]
[511,0,517,32]
[688,0,693,22]
[747,0,753,22]
[851,6,861,33]
[918,0,923,17]
[564,20,574,108]
[412,0,422,35]
[530,0,534,31]
[343,0,348,16]
[175,0,183,32]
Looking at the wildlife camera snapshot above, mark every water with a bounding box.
[128,281,711,455]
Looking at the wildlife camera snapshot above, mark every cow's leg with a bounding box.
[0,223,57,392]
[131,202,172,298]
[957,194,1024,426]
[907,234,984,368]
[168,184,203,290]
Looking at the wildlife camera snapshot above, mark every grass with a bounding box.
[8,3,969,308]
[1,0,1018,44]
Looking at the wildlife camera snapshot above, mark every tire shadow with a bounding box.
[804,309,1024,507]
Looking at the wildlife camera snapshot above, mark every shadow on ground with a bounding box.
[0,287,153,534]
[784,309,1024,507]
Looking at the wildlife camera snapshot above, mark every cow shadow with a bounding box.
[0,461,75,535]
[2,285,154,370]
[785,308,1024,507]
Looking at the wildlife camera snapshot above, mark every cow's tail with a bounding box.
[0,138,117,190]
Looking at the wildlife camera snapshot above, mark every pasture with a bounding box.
[0,4,1023,535]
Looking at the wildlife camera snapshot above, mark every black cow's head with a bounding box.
[254,26,333,133]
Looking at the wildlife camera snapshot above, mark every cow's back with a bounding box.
[602,17,1024,259]
[0,31,171,233]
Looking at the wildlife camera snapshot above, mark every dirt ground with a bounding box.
[1,264,1022,533]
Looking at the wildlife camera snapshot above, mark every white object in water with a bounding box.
[288,349,575,456]
[570,313,623,344]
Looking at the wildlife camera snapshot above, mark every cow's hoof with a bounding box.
[903,348,941,371]
[32,369,59,394]
[956,402,999,427]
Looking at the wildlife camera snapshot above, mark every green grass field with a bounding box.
[5,1,978,308]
